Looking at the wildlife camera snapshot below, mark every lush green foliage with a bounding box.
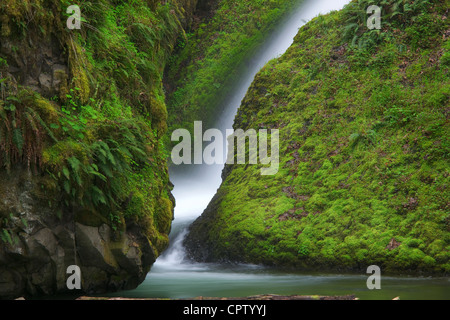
[343,0,436,51]
[0,0,191,253]
[187,0,449,274]
[165,0,304,142]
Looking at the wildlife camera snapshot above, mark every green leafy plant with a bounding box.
[384,105,417,127]
[298,243,310,257]
[349,129,377,150]
[342,0,436,51]
[0,89,58,172]
[0,213,22,245]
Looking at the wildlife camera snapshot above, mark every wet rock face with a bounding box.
[0,169,155,299]
[0,33,68,99]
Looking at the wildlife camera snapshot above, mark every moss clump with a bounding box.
[155,197,174,235]
[67,39,91,104]
[149,93,169,136]
[185,0,450,275]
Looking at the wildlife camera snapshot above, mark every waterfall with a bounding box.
[99,0,450,301]
[154,0,352,270]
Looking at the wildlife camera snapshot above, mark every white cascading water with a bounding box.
[155,0,352,271]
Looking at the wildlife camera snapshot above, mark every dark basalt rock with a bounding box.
[0,168,155,299]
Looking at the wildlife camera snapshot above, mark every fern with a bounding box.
[68,156,82,186]
[342,0,437,51]
[0,88,61,171]
[91,186,107,206]
[1,229,13,245]
[62,166,70,180]
[349,129,377,150]
[25,107,58,143]
[85,163,107,182]
[12,128,23,154]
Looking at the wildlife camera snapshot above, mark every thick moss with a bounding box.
[185,0,450,275]
[67,40,91,104]
[150,93,169,136]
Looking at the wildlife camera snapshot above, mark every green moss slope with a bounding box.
[185,0,450,274]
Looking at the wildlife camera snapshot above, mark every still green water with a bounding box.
[98,221,449,301]
[102,263,449,300]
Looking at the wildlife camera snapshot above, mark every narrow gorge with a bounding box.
[0,0,449,300]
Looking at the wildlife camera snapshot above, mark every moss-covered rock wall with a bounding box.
[0,0,197,298]
[184,0,450,275]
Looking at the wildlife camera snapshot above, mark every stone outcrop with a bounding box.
[0,33,68,99]
[0,168,155,299]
